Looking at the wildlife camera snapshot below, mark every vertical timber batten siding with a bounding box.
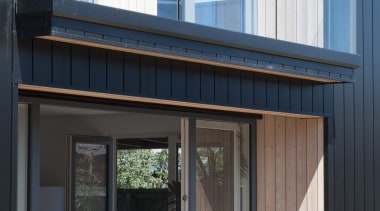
[16,38,329,116]
[256,115,324,211]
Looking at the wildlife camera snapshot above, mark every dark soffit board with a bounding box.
[16,0,358,83]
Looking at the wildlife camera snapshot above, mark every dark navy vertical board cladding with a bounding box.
[290,78,302,112]
[227,68,241,106]
[312,83,324,114]
[90,48,107,90]
[52,42,71,86]
[214,67,228,105]
[344,83,355,211]
[278,77,290,110]
[14,38,33,83]
[323,84,334,139]
[373,0,380,208]
[353,78,365,207]
[140,55,156,97]
[333,83,345,211]
[171,60,186,100]
[266,75,278,109]
[301,80,313,112]
[200,64,215,103]
[354,1,365,210]
[241,71,254,107]
[363,0,375,210]
[186,63,201,101]
[0,0,13,209]
[124,53,140,95]
[71,45,90,88]
[323,83,335,211]
[33,39,52,84]
[106,50,124,92]
[253,73,266,108]
[156,57,171,98]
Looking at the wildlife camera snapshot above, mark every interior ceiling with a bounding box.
[40,104,124,116]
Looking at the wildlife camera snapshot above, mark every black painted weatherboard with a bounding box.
[19,38,336,117]
[124,53,140,95]
[52,42,71,86]
[156,58,171,98]
[106,51,124,92]
[171,60,186,100]
[0,0,15,210]
[71,45,90,89]
[33,39,52,84]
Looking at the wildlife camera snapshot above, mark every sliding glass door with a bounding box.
[67,118,250,211]
[181,119,250,211]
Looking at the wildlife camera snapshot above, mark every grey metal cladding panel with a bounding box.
[48,17,354,82]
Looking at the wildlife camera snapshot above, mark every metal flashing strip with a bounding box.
[39,34,339,83]
[18,84,323,119]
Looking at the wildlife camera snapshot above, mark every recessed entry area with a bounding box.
[39,104,181,211]
[36,103,251,211]
[16,101,325,211]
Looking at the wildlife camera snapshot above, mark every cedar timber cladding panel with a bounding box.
[16,38,328,116]
[257,115,324,211]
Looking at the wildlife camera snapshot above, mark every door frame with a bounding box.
[181,118,252,211]
[67,135,116,211]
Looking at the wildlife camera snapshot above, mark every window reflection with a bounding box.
[74,143,108,211]
[75,0,356,53]
[195,0,243,32]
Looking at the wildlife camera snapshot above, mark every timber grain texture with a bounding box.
[256,115,324,211]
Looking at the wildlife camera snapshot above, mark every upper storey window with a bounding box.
[77,0,356,53]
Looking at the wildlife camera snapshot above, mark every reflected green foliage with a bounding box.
[117,149,169,189]
[75,151,107,211]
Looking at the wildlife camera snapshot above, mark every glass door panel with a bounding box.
[116,135,182,211]
[195,120,249,211]
[69,136,115,211]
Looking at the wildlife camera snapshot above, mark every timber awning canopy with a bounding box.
[16,0,360,83]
